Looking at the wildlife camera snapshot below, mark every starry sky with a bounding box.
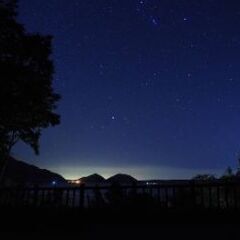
[14,0,240,180]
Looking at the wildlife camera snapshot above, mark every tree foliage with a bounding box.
[0,0,60,157]
[192,174,216,181]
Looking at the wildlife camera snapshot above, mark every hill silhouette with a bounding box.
[3,157,67,187]
[79,173,105,184]
[3,158,139,187]
[107,173,138,185]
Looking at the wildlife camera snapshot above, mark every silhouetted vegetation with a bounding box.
[192,174,216,181]
[0,0,60,181]
[220,166,235,180]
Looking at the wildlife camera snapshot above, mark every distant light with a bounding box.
[52,181,57,186]
[146,182,157,185]
[152,18,158,25]
[75,180,81,184]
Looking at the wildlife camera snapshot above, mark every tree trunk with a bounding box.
[0,151,9,186]
[0,132,16,186]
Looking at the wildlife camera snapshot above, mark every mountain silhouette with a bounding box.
[3,157,67,187]
[107,174,138,185]
[79,173,105,184]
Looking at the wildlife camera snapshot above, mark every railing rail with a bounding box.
[0,180,240,210]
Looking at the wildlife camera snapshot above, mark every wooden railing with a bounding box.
[0,180,240,210]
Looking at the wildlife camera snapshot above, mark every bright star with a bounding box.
[152,18,158,25]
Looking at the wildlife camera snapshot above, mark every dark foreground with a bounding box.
[1,207,240,239]
[1,182,240,238]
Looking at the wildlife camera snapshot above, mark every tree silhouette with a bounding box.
[192,174,216,181]
[0,1,61,181]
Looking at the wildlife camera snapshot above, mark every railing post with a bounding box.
[208,186,212,209]
[66,188,70,207]
[157,185,160,204]
[200,185,204,208]
[79,183,85,209]
[33,186,38,208]
[41,189,45,206]
[164,186,168,208]
[237,182,240,210]
[191,181,196,209]
[225,182,229,209]
[233,182,237,210]
[131,182,137,198]
[72,188,76,208]
[216,185,220,209]
[172,187,176,208]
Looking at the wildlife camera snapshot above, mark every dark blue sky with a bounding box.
[14,0,240,179]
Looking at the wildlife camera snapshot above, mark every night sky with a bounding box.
[14,0,240,180]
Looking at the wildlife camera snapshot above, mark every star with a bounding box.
[151,18,158,25]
